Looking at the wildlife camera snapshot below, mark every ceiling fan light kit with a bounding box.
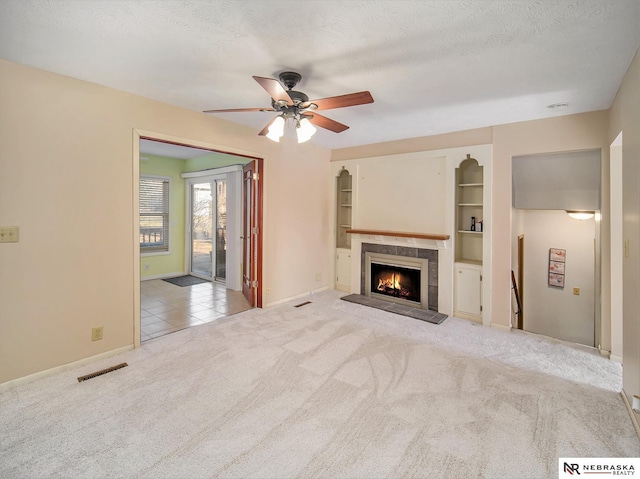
[204,71,373,143]
[265,115,285,142]
[296,118,317,143]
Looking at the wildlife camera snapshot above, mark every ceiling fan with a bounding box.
[203,71,374,143]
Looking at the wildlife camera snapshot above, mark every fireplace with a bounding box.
[361,243,439,312]
[365,252,429,310]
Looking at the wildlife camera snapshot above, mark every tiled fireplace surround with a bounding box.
[360,243,439,312]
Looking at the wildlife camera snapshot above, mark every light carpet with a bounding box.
[1,290,638,479]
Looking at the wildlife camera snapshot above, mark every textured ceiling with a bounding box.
[1,0,639,150]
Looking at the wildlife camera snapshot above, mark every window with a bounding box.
[140,176,170,253]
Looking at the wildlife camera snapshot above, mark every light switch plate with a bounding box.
[0,226,19,243]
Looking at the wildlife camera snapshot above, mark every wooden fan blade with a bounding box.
[258,117,278,136]
[253,76,294,105]
[304,91,373,111]
[203,108,274,113]
[306,113,349,133]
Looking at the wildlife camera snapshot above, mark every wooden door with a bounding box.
[242,160,263,307]
[517,234,524,329]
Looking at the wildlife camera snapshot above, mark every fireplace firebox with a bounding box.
[370,263,421,303]
[365,251,429,310]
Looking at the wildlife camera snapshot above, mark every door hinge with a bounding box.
[480,275,483,281]
[253,172,259,181]
[252,226,259,235]
[480,305,483,312]
[252,280,258,288]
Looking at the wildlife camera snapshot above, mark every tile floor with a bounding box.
[140,278,252,342]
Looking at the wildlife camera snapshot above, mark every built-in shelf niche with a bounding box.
[336,169,353,249]
[455,156,483,264]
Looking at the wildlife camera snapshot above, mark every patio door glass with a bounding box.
[190,179,227,281]
[191,182,213,278]
[214,180,227,279]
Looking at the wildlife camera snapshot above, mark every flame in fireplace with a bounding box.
[374,269,418,300]
[377,273,401,292]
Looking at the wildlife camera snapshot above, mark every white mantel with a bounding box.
[347,229,450,250]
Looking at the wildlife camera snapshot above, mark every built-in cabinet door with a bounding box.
[336,249,351,292]
[455,263,482,320]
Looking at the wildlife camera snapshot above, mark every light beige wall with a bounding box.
[609,141,623,362]
[0,59,331,384]
[519,210,596,346]
[332,127,493,162]
[344,152,447,233]
[609,48,640,405]
[262,138,331,302]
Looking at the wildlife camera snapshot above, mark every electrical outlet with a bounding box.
[315,273,321,282]
[0,226,19,243]
[573,287,580,295]
[91,327,103,341]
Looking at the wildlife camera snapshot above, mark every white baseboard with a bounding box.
[490,322,512,332]
[264,286,330,308]
[610,354,623,363]
[621,391,640,440]
[599,348,612,359]
[141,271,184,281]
[0,345,134,393]
[454,312,482,323]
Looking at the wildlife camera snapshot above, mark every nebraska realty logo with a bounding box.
[560,458,639,476]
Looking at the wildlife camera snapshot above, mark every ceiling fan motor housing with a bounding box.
[272,90,309,110]
[279,71,302,90]
[273,71,313,114]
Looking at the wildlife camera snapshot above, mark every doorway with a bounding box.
[512,149,601,347]
[134,131,263,346]
[515,210,596,347]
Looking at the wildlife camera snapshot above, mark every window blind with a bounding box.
[140,176,169,252]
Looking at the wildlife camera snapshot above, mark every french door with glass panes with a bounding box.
[188,176,227,282]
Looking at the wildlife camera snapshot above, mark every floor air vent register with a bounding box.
[77,362,128,382]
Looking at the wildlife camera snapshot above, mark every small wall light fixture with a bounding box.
[566,210,595,220]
